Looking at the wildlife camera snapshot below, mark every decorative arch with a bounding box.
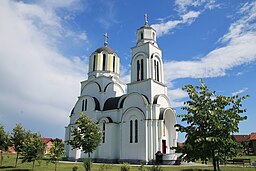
[159,108,177,150]
[153,94,171,107]
[121,107,146,122]
[81,81,102,94]
[103,82,125,94]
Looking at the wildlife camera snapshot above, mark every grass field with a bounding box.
[0,153,256,171]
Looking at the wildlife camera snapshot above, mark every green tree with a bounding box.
[11,123,28,167]
[67,113,102,171]
[175,80,248,171]
[0,124,10,166]
[49,138,65,171]
[21,132,45,171]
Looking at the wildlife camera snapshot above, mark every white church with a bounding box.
[64,16,178,164]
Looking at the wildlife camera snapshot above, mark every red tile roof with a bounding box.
[233,135,250,142]
[250,133,256,140]
[42,138,53,144]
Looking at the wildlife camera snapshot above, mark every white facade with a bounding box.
[64,18,178,164]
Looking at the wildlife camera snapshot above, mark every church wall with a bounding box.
[120,108,146,161]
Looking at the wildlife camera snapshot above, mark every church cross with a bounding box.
[104,33,108,46]
[144,13,148,25]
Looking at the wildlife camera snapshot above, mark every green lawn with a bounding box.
[0,153,255,171]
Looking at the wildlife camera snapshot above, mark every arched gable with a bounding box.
[73,95,100,114]
[121,107,146,122]
[103,82,125,95]
[122,92,149,111]
[153,94,170,107]
[81,81,101,95]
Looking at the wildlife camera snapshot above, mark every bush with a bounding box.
[72,166,78,171]
[147,165,163,171]
[120,162,130,171]
[83,158,92,171]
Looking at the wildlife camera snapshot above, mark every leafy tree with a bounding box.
[175,80,248,171]
[11,123,28,167]
[49,138,65,171]
[67,113,102,171]
[21,132,45,170]
[0,124,10,166]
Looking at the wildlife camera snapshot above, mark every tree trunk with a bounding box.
[55,162,57,171]
[32,160,35,171]
[217,158,220,170]
[212,151,217,171]
[88,152,91,158]
[0,150,3,166]
[15,153,19,167]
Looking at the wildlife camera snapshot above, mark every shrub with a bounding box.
[72,166,78,171]
[120,162,130,171]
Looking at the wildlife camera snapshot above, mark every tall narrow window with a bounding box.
[103,54,106,71]
[156,61,160,81]
[130,120,133,143]
[113,56,115,72]
[154,60,157,80]
[102,121,106,143]
[153,32,155,40]
[93,55,96,71]
[140,32,144,39]
[137,60,140,81]
[135,120,138,143]
[84,99,87,111]
[141,59,144,80]
[82,100,84,111]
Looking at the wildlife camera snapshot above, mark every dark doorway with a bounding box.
[162,140,166,154]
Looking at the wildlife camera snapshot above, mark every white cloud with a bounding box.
[151,0,219,37]
[168,88,188,107]
[163,1,256,82]
[175,0,219,13]
[232,88,248,96]
[151,10,200,37]
[0,0,86,137]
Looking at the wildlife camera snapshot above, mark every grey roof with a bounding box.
[103,96,123,111]
[95,46,115,54]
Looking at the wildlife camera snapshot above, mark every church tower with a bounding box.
[127,14,167,103]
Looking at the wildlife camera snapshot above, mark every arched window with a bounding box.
[141,59,144,80]
[157,61,160,81]
[82,99,87,111]
[102,121,106,143]
[82,100,84,111]
[130,120,133,143]
[93,55,96,71]
[140,32,144,39]
[84,99,87,111]
[103,54,106,71]
[113,56,115,72]
[135,120,138,143]
[154,60,157,80]
[137,60,140,81]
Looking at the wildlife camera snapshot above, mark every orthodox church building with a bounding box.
[64,16,178,164]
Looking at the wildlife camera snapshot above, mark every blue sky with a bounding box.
[0,0,255,142]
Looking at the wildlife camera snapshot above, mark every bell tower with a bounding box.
[127,14,167,103]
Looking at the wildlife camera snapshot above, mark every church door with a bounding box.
[162,140,166,154]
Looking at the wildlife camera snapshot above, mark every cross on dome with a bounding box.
[104,33,109,46]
